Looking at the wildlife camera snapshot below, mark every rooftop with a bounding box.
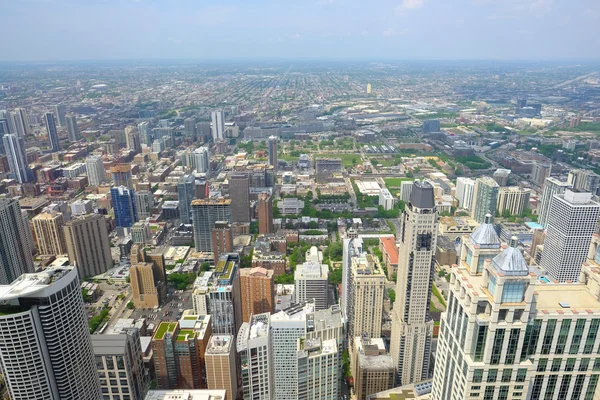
[0,267,74,302]
[91,334,128,355]
[154,322,177,340]
[206,335,233,355]
[380,236,399,264]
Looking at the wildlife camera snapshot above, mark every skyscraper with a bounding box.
[541,188,600,282]
[63,213,113,278]
[111,186,138,236]
[54,103,67,127]
[568,168,600,195]
[229,173,250,223]
[258,192,273,234]
[0,266,101,400]
[211,110,225,141]
[45,112,60,152]
[237,313,273,400]
[297,337,340,400]
[455,177,475,210]
[3,133,32,183]
[184,117,197,137]
[0,198,34,285]
[190,198,232,252]
[111,163,133,189]
[13,108,29,137]
[32,211,67,255]
[471,176,499,223]
[0,118,8,154]
[295,246,329,311]
[194,146,210,174]
[134,190,155,220]
[268,135,278,170]
[66,114,80,142]
[177,174,196,225]
[531,162,551,187]
[137,121,152,146]
[125,126,141,153]
[496,186,531,216]
[205,335,238,400]
[86,155,105,186]
[240,267,274,323]
[211,221,233,261]
[209,255,242,335]
[390,181,437,385]
[537,177,571,228]
[353,337,395,400]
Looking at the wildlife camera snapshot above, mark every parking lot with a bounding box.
[128,287,194,324]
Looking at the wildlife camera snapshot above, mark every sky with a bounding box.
[2,0,600,61]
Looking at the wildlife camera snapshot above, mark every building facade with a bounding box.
[496,186,531,216]
[537,177,571,228]
[471,176,499,224]
[229,173,251,223]
[63,213,113,278]
[86,155,105,186]
[0,198,34,285]
[191,198,232,252]
[240,267,274,323]
[205,335,238,400]
[238,313,273,399]
[258,192,273,234]
[32,211,67,255]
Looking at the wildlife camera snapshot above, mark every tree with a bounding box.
[275,273,294,284]
[126,301,134,310]
[307,221,319,229]
[200,262,211,272]
[388,288,396,305]
[168,273,197,290]
[326,242,344,262]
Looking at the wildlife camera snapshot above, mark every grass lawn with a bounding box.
[370,158,398,167]
[279,154,298,161]
[432,283,446,307]
[316,153,362,167]
[384,177,414,188]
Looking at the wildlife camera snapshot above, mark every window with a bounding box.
[473,325,488,362]
[490,329,505,365]
[551,358,562,372]
[584,319,600,354]
[537,358,548,372]
[540,319,557,355]
[580,358,590,371]
[570,319,587,354]
[545,375,558,399]
[501,281,525,303]
[487,369,498,383]
[566,358,576,372]
[555,319,572,355]
[516,369,527,382]
[488,275,497,295]
[501,369,512,382]
[505,329,521,364]
[473,369,483,383]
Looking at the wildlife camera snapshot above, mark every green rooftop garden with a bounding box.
[183,316,197,320]
[177,329,195,341]
[154,322,177,340]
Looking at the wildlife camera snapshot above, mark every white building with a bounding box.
[541,189,600,282]
[63,162,86,179]
[86,155,105,186]
[194,146,210,174]
[71,199,93,216]
[294,246,329,311]
[134,190,155,221]
[537,177,570,228]
[192,272,212,315]
[238,313,272,399]
[211,110,225,141]
[0,198,34,285]
[496,186,532,216]
[400,180,414,203]
[297,338,339,400]
[379,188,395,210]
[455,177,475,210]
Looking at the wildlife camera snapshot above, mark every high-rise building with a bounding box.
[125,126,142,153]
[63,213,113,278]
[496,186,531,216]
[531,162,551,187]
[422,119,440,133]
[537,177,571,228]
[54,104,67,127]
[379,188,395,210]
[3,133,32,183]
[91,328,148,400]
[0,267,101,400]
[492,168,511,186]
[353,337,395,400]
[541,189,600,282]
[297,337,340,400]
[194,146,210,174]
[111,186,138,236]
[137,121,152,146]
[177,174,196,225]
[315,158,343,183]
[130,260,167,309]
[0,198,34,285]
[258,192,273,234]
[111,164,133,189]
[209,254,242,335]
[455,177,475,210]
[391,181,437,385]
[568,168,600,195]
[134,190,155,220]
[229,173,250,223]
[471,176,499,223]
[32,211,67,255]
[86,155,105,186]
[211,221,233,261]
[399,180,415,203]
[295,246,329,311]
[211,110,225,141]
[132,221,151,244]
[13,108,29,137]
[45,112,60,152]
[0,118,8,154]
[205,335,238,400]
[66,114,79,142]
[190,198,232,252]
[237,313,273,400]
[240,267,274,323]
[184,117,197,137]
[268,135,278,170]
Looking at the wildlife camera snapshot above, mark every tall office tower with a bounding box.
[493,168,511,186]
[152,315,213,390]
[152,127,173,145]
[194,146,210,174]
[129,259,167,309]
[268,135,278,170]
[455,177,475,210]
[297,337,340,400]
[184,117,197,137]
[177,174,196,224]
[211,221,233,261]
[0,267,101,400]
[399,180,415,203]
[131,221,151,244]
[211,110,225,141]
[64,214,113,278]
[258,192,273,234]
[0,198,34,285]
[537,177,571,228]
[205,335,238,400]
[229,173,250,223]
[111,186,138,236]
[237,313,273,400]
[13,108,29,137]
[0,119,8,154]
[134,190,155,220]
[568,168,600,195]
[496,186,531,216]
[91,328,148,400]
[3,134,31,183]
[65,114,80,142]
[85,155,105,186]
[240,267,274,323]
[125,126,141,153]
[531,162,551,187]
[190,198,232,252]
[471,176,499,223]
[541,189,600,282]
[32,211,67,255]
[54,103,67,127]
[390,181,438,385]
[111,163,133,189]
[45,112,60,152]
[137,120,152,146]
[196,121,211,141]
[209,254,242,335]
[422,119,440,133]
[353,337,395,400]
[341,236,362,320]
[295,246,329,311]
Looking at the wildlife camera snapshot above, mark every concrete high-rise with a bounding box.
[32,211,67,256]
[54,104,67,127]
[268,135,278,170]
[86,155,105,186]
[295,246,329,311]
[237,313,273,400]
[258,192,273,234]
[211,221,233,261]
[455,177,475,210]
[63,214,113,278]
[194,146,210,174]
[353,337,395,400]
[134,190,154,220]
[297,337,340,400]
[12,108,29,137]
[191,198,232,252]
[45,112,60,152]
[0,198,34,285]
[137,121,152,146]
[390,181,438,385]
[471,176,499,223]
[184,117,197,137]
[240,267,274,323]
[541,189,600,282]
[0,267,101,400]
[110,164,133,189]
[125,126,141,153]
[531,162,551,187]
[568,168,600,195]
[537,177,570,228]
[205,335,238,400]
[177,174,196,225]
[209,254,242,335]
[129,246,167,309]
[211,110,225,141]
[66,114,79,142]
[111,186,138,236]
[3,133,31,183]
[229,173,250,223]
[496,186,531,216]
